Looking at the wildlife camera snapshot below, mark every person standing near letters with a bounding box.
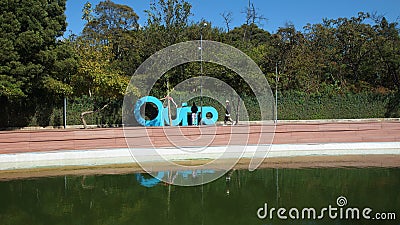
[224,100,234,125]
[191,102,198,125]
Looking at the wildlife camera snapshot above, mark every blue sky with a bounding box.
[66,0,400,35]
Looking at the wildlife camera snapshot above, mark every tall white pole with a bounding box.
[63,96,67,129]
[200,23,207,126]
[275,62,278,123]
[200,30,203,125]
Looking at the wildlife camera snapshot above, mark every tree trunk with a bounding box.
[80,103,109,129]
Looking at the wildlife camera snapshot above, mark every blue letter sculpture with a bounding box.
[134,96,218,126]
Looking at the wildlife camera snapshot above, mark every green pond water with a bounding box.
[0,168,399,225]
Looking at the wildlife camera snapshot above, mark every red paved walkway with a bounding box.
[0,121,399,154]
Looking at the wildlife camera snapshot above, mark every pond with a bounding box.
[0,167,399,225]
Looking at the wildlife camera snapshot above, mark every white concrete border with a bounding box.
[0,142,399,170]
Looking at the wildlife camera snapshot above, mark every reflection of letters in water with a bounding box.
[134,96,218,126]
[136,170,216,188]
[136,172,166,188]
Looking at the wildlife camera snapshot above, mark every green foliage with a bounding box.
[62,96,123,126]
[277,91,393,120]
[3,92,397,128]
[0,0,78,127]
[72,0,140,117]
[2,0,400,128]
[0,75,25,98]
[71,41,130,99]
[0,0,76,99]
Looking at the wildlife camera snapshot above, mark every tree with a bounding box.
[372,16,400,91]
[0,0,77,127]
[221,11,233,32]
[332,13,374,89]
[73,1,139,128]
[241,0,267,42]
[303,21,342,91]
[82,0,139,61]
[142,0,193,102]
[144,0,192,47]
[72,38,131,128]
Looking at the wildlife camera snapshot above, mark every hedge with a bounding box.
[0,92,398,128]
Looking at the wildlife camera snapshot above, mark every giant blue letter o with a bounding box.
[134,96,164,126]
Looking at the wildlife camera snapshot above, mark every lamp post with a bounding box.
[63,96,67,129]
[275,62,278,124]
[200,22,207,125]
